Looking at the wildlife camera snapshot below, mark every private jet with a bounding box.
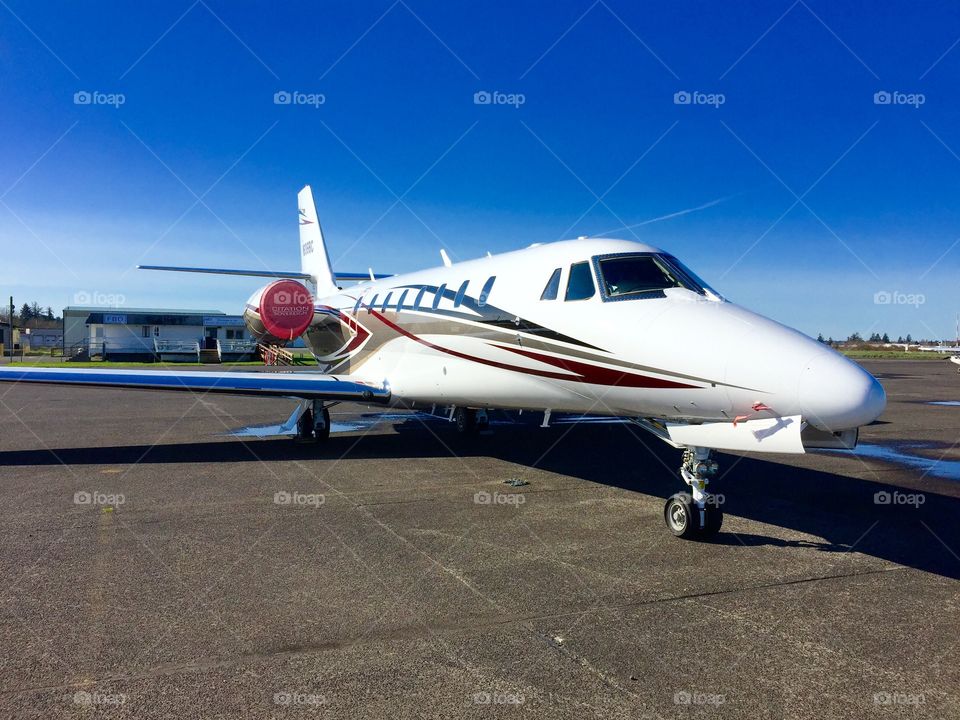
[0,186,887,539]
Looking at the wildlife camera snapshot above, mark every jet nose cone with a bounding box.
[799,353,886,430]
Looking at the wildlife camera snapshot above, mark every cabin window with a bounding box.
[413,287,427,310]
[453,280,469,308]
[368,294,378,312]
[565,262,595,301]
[396,289,409,309]
[381,292,393,311]
[540,268,561,300]
[478,276,496,307]
[432,284,447,310]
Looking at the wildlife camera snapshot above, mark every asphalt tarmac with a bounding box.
[0,359,957,718]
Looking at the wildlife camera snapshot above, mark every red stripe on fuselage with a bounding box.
[358,307,699,390]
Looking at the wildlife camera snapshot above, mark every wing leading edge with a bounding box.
[0,367,390,402]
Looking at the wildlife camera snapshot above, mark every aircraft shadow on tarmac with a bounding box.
[2,416,958,579]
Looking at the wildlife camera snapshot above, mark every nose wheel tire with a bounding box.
[664,494,698,539]
[663,494,724,539]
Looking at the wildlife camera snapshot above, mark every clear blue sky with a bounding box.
[1,0,959,340]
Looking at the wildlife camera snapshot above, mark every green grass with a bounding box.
[16,360,269,368]
[841,350,952,360]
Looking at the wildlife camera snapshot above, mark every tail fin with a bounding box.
[298,185,338,296]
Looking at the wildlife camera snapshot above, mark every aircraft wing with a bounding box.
[0,367,390,402]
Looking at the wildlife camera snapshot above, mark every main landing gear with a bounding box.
[296,400,331,444]
[452,407,490,435]
[664,447,723,540]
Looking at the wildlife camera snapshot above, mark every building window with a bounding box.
[153,326,160,337]
[141,325,150,338]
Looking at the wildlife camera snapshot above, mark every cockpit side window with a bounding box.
[565,262,596,301]
[540,268,561,300]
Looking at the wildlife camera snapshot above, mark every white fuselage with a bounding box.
[246,239,885,433]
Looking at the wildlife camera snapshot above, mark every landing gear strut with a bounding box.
[296,400,331,444]
[664,447,723,539]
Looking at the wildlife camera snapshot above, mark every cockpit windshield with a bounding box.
[594,253,722,301]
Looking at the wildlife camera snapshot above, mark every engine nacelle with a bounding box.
[243,279,315,344]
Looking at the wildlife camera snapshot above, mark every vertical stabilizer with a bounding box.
[298,185,338,297]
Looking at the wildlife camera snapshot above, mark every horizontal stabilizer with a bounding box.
[139,266,392,283]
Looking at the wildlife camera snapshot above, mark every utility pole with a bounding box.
[6,296,12,363]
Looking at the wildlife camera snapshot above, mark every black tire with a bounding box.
[664,493,699,539]
[702,505,723,537]
[297,408,314,441]
[315,407,331,442]
[454,407,477,435]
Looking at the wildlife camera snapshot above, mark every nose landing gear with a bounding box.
[664,447,723,539]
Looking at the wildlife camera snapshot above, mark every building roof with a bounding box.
[63,306,227,315]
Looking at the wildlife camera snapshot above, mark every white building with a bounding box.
[62,307,253,361]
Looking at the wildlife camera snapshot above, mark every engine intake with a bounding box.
[244,279,314,343]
